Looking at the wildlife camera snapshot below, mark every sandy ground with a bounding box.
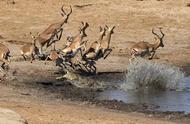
[0,0,190,123]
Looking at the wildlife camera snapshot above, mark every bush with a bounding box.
[121,58,185,90]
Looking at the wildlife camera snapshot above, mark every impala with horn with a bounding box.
[98,25,115,59]
[130,27,165,61]
[81,26,106,73]
[60,22,89,69]
[83,26,106,61]
[62,22,89,57]
[34,5,72,56]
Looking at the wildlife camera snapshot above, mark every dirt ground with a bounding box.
[0,0,190,123]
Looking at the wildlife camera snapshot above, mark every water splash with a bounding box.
[121,58,185,91]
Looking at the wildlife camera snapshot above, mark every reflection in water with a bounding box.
[98,77,190,113]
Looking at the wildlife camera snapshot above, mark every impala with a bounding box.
[34,5,72,56]
[44,43,67,68]
[0,43,11,70]
[60,22,89,69]
[44,43,59,64]
[81,26,106,73]
[98,25,115,59]
[62,22,89,57]
[20,33,40,63]
[81,25,115,73]
[130,28,165,61]
[83,26,106,61]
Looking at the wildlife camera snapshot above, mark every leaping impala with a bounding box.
[34,5,72,56]
[81,25,115,73]
[83,26,106,61]
[129,27,165,62]
[61,22,89,57]
[0,43,11,71]
[81,26,106,73]
[60,22,89,69]
[98,25,115,59]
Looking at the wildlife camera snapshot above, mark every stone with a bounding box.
[0,108,27,124]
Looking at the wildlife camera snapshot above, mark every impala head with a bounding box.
[30,32,38,40]
[30,32,38,47]
[105,25,115,34]
[60,5,72,23]
[79,21,89,37]
[30,32,40,55]
[152,28,165,47]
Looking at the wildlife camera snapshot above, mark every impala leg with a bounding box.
[38,46,43,57]
[55,57,66,69]
[30,53,35,63]
[103,48,112,59]
[44,55,50,65]
[0,62,7,72]
[86,65,92,73]
[53,28,63,41]
[81,61,90,73]
[129,54,136,63]
[1,62,6,70]
[60,62,67,69]
[67,61,75,70]
[5,52,11,62]
[1,58,10,71]
[91,65,96,74]
[56,28,63,40]
[76,63,83,71]
[85,61,96,74]
[80,61,90,72]
[149,51,155,60]
[47,28,63,48]
[47,39,56,49]
[22,55,27,61]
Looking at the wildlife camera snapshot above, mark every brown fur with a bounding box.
[35,5,72,55]
[98,25,115,59]
[84,26,106,60]
[44,50,59,65]
[20,42,38,63]
[62,22,89,56]
[100,26,115,50]
[130,28,165,61]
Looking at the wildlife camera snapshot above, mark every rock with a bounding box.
[0,108,28,124]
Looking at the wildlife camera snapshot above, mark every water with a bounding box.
[97,76,190,113]
[123,58,185,90]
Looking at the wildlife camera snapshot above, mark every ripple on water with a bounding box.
[97,77,190,113]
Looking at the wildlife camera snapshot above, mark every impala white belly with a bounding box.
[21,50,31,56]
[131,48,149,56]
